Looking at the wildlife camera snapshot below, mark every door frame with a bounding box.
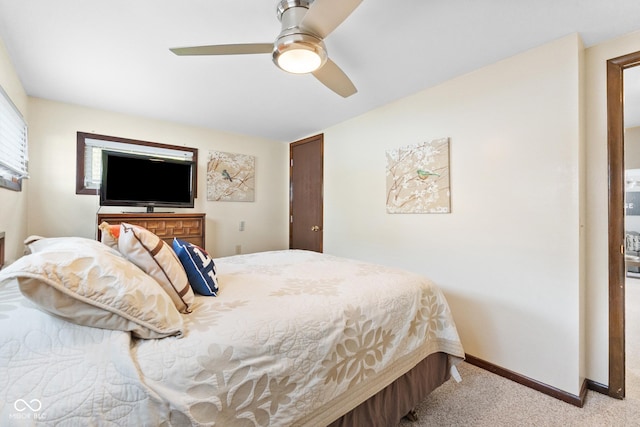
[607,49,640,399]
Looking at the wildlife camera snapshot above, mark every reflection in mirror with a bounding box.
[623,64,640,398]
[625,66,640,270]
[625,66,640,127]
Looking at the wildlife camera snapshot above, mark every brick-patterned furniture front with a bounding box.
[97,213,206,250]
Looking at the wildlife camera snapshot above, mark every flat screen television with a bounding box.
[100,150,195,212]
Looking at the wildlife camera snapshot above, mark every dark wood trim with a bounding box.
[586,379,609,396]
[606,50,640,400]
[76,132,199,196]
[464,354,587,407]
[607,55,625,400]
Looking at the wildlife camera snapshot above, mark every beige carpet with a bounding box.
[399,279,640,427]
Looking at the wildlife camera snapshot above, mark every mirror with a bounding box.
[606,50,640,400]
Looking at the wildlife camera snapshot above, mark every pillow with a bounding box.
[118,223,195,313]
[23,235,45,253]
[0,245,183,339]
[98,221,120,250]
[25,235,119,255]
[172,238,219,296]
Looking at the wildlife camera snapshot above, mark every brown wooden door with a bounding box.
[290,134,323,252]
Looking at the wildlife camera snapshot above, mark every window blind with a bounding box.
[0,85,28,188]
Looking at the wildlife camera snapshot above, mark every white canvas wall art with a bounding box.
[207,151,255,202]
[386,138,450,213]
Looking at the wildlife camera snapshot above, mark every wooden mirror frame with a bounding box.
[607,49,640,400]
[75,132,198,196]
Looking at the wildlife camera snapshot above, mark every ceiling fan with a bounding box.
[170,0,362,98]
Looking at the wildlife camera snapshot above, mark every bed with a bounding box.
[0,226,464,426]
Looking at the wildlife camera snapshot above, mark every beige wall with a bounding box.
[321,34,585,395]
[0,38,28,264]
[26,98,289,258]
[585,29,640,386]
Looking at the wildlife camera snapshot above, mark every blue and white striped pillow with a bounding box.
[172,238,219,296]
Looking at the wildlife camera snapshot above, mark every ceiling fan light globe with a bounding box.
[273,32,327,74]
[277,48,322,74]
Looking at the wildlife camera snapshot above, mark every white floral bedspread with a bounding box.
[0,250,464,426]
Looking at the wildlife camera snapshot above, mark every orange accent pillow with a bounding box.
[98,221,120,249]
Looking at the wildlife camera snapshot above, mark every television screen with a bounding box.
[100,150,195,211]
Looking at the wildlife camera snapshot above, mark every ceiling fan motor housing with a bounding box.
[276,0,312,21]
[273,0,327,73]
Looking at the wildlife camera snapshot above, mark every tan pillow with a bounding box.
[0,245,183,339]
[118,223,194,313]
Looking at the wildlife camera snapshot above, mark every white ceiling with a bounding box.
[1,0,640,142]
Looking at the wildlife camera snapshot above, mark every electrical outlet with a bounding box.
[235,245,242,254]
[239,221,245,231]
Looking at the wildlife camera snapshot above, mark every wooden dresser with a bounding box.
[97,213,206,249]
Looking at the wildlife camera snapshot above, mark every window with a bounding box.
[76,132,198,195]
[0,85,28,192]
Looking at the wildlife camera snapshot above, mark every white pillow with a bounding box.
[26,235,119,254]
[0,241,183,339]
[118,223,195,313]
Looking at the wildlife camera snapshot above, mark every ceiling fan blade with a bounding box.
[300,0,363,39]
[312,58,357,98]
[170,43,273,56]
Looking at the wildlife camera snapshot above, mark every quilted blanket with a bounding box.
[0,250,464,426]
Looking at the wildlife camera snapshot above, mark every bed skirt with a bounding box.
[328,352,450,427]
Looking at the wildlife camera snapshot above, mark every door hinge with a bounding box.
[290,159,293,167]
[290,215,293,223]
